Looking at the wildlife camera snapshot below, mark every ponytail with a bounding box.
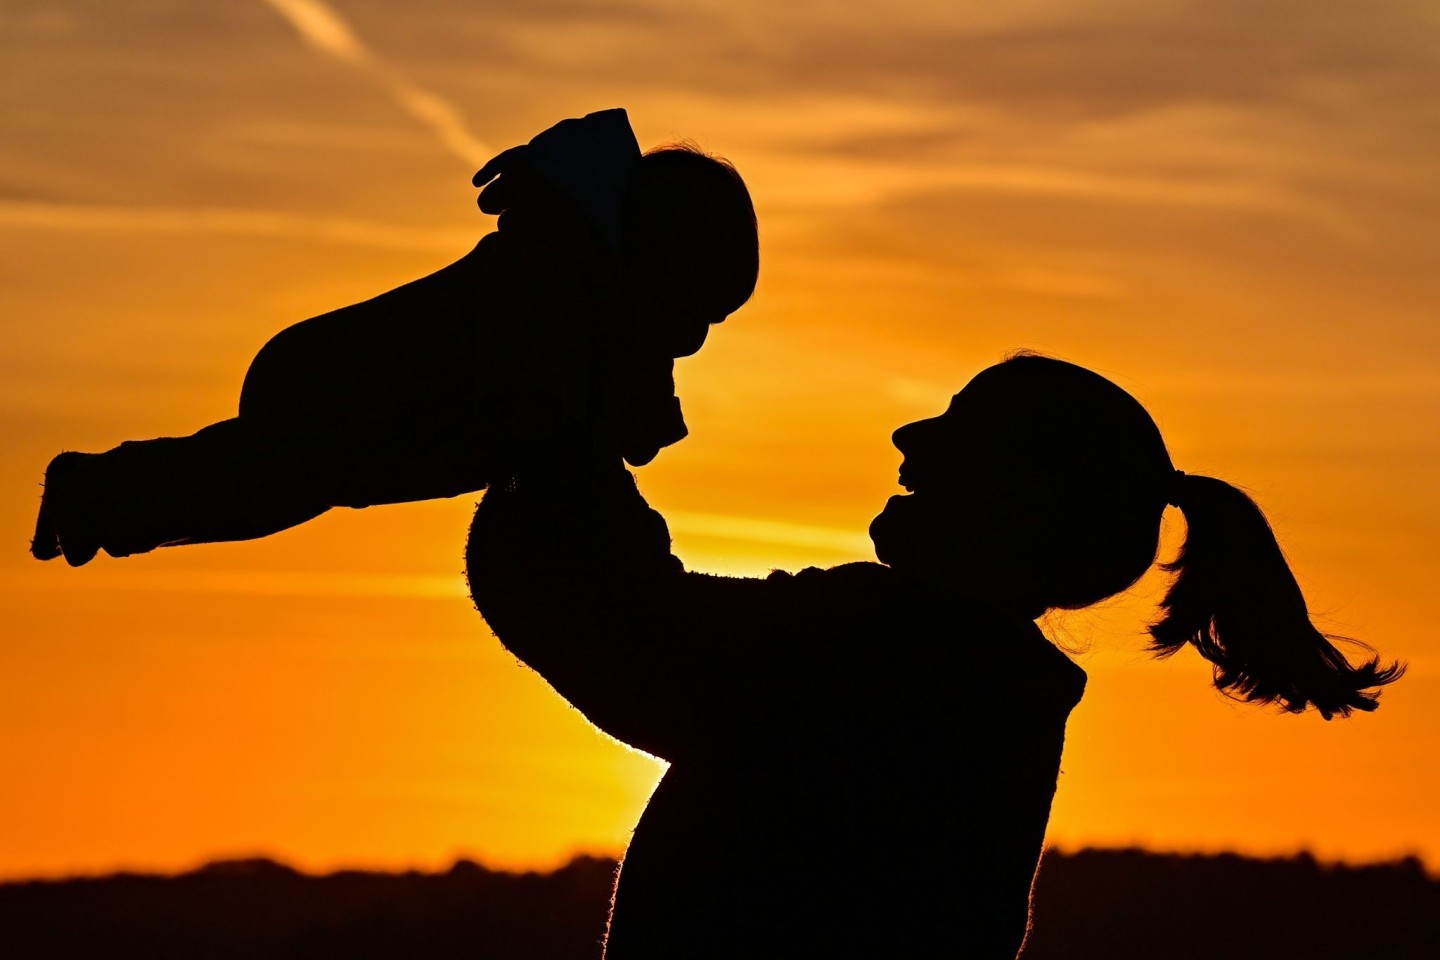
[1149,474,1403,719]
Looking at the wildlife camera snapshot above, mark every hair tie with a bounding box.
[1167,469,1187,507]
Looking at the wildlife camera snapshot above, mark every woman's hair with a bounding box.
[1151,475,1404,718]
[982,353,1403,719]
[622,144,760,313]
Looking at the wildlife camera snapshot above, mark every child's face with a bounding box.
[622,251,736,359]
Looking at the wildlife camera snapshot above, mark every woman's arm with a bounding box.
[466,451,797,761]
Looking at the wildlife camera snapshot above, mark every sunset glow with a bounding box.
[2,0,1437,879]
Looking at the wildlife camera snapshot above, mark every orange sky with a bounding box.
[2,0,1438,879]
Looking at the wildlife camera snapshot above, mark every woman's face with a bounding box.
[867,410,948,571]
[870,357,1174,612]
[868,373,1050,610]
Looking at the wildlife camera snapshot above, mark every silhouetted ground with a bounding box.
[0,855,616,960]
[2,848,1435,959]
[1020,848,1439,960]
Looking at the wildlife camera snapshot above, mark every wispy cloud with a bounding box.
[666,510,873,556]
[258,0,491,166]
[11,567,469,599]
[0,200,472,252]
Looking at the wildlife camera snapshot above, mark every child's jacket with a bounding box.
[33,171,684,561]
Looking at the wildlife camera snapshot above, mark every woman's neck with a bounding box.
[887,559,1046,622]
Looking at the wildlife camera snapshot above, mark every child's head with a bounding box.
[620,145,759,359]
[870,353,1402,718]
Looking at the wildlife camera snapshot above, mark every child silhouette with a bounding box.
[32,109,758,566]
[466,353,1402,959]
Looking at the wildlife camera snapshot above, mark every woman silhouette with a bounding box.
[466,353,1401,959]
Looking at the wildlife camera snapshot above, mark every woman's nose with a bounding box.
[892,419,926,453]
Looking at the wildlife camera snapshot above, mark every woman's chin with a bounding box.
[869,496,913,565]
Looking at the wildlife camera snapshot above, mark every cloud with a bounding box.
[719,0,1434,119]
[258,0,491,166]
[0,200,471,252]
[368,0,1435,123]
[10,567,469,599]
[666,510,873,555]
[324,0,1439,249]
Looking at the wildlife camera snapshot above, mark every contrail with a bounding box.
[258,0,491,167]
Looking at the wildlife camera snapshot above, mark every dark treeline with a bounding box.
[1,848,1434,959]
[1020,849,1437,959]
[0,855,616,960]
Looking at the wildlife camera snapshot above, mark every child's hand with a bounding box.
[31,452,102,566]
[607,354,687,468]
[473,145,541,216]
[472,110,639,259]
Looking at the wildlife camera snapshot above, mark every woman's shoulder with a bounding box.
[771,560,894,587]
[1026,624,1088,710]
[763,561,912,612]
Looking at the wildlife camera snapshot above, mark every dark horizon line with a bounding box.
[4,844,1433,887]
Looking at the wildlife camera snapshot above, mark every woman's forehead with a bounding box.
[902,388,983,437]
[904,363,1046,433]
[944,377,996,414]
[928,374,1043,437]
